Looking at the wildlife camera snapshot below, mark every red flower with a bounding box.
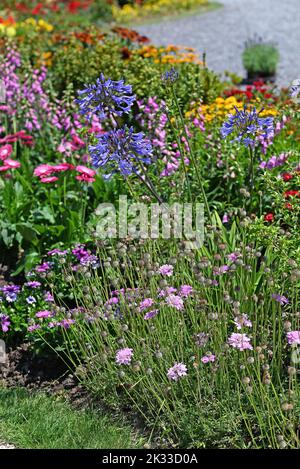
[264,213,274,222]
[285,202,293,210]
[282,172,293,181]
[284,190,300,198]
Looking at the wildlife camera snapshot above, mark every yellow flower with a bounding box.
[6,27,16,37]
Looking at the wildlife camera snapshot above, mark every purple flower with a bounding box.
[201,354,215,364]
[59,319,75,329]
[287,331,300,346]
[0,314,10,332]
[272,294,289,306]
[234,314,252,330]
[36,310,52,319]
[259,153,289,170]
[24,281,41,288]
[44,291,54,303]
[89,126,152,178]
[228,333,253,351]
[165,294,184,311]
[158,264,173,277]
[158,286,177,297]
[180,285,193,297]
[35,262,51,273]
[1,284,21,294]
[26,296,36,305]
[167,363,187,381]
[47,248,68,256]
[28,324,41,332]
[222,213,229,224]
[76,74,136,121]
[221,106,274,148]
[116,348,133,365]
[139,298,154,311]
[6,293,17,303]
[144,309,159,320]
[162,68,179,83]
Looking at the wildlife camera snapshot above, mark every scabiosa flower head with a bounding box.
[234,314,252,330]
[287,331,300,346]
[158,264,173,277]
[180,285,193,297]
[75,73,136,121]
[228,333,253,351]
[167,362,187,381]
[221,106,274,147]
[201,354,215,363]
[144,309,159,320]
[89,126,152,178]
[36,310,52,318]
[165,294,184,310]
[139,298,154,311]
[272,293,289,305]
[0,313,10,332]
[116,347,133,365]
[28,324,41,332]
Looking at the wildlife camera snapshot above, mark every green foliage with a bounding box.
[242,41,280,76]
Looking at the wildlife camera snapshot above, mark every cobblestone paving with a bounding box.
[136,0,300,86]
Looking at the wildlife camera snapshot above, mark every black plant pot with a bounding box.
[241,71,276,85]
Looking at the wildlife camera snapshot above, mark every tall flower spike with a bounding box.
[89,126,152,178]
[75,73,136,121]
[221,106,274,147]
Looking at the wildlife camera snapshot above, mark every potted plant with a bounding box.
[242,36,280,84]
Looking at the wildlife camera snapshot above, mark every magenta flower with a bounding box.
[180,285,193,297]
[139,298,154,311]
[0,144,13,161]
[201,354,215,364]
[287,331,300,346]
[116,348,133,365]
[272,294,289,306]
[228,333,253,351]
[165,294,184,311]
[36,310,52,319]
[234,314,252,330]
[144,309,159,320]
[158,264,173,277]
[167,363,187,381]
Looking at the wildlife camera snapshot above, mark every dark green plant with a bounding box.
[242,39,279,76]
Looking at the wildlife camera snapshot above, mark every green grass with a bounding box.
[0,387,143,449]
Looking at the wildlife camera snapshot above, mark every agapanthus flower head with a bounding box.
[162,68,179,83]
[89,126,152,178]
[228,332,253,351]
[221,106,274,147]
[75,73,136,121]
[287,331,300,346]
[116,347,133,365]
[167,362,187,381]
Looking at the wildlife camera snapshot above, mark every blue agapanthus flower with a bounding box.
[75,73,136,121]
[220,106,274,147]
[162,68,179,83]
[89,126,152,178]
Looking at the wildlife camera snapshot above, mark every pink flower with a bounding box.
[180,285,193,297]
[0,165,10,172]
[3,158,21,169]
[140,298,154,311]
[0,144,13,160]
[76,165,96,177]
[201,354,215,364]
[76,174,95,183]
[36,310,52,318]
[159,264,174,277]
[167,363,187,381]
[228,333,253,351]
[116,348,133,365]
[287,331,300,346]
[34,164,54,177]
[144,309,159,320]
[52,163,74,172]
[40,176,59,183]
[234,314,252,330]
[165,294,184,310]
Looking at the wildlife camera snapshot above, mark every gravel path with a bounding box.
[136,0,300,86]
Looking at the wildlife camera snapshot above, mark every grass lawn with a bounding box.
[0,387,143,449]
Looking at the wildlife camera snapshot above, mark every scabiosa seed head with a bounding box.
[76,73,135,121]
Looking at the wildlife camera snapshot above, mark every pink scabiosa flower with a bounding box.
[36,310,52,319]
[165,294,184,311]
[116,347,133,365]
[228,333,253,351]
[167,363,187,381]
[3,158,21,169]
[158,264,173,277]
[34,164,54,178]
[179,285,193,297]
[287,331,300,346]
[52,163,74,172]
[0,144,13,161]
[139,298,154,311]
[234,314,252,330]
[201,354,215,363]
